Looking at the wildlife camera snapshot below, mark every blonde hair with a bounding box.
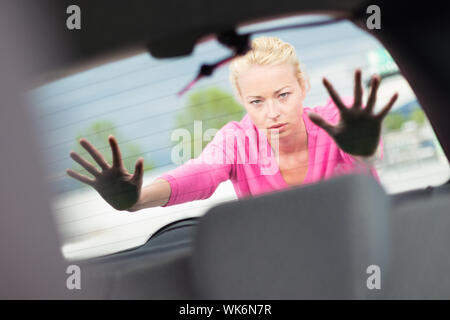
[229,36,310,99]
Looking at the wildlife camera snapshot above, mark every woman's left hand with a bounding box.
[308,69,398,157]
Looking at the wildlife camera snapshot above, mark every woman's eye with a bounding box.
[279,92,290,98]
[250,100,262,105]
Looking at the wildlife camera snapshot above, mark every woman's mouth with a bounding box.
[268,123,287,130]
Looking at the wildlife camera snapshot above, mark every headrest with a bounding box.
[191,174,390,299]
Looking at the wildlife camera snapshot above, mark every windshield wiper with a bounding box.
[177,16,349,97]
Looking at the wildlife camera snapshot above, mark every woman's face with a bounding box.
[237,63,305,138]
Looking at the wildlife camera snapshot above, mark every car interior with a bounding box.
[1,0,450,299]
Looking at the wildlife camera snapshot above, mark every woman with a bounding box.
[66,37,398,212]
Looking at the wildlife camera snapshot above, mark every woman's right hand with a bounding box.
[66,135,144,211]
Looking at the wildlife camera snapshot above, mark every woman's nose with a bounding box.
[267,100,281,119]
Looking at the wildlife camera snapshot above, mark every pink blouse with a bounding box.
[159,97,382,206]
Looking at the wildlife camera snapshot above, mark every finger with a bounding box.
[70,152,101,177]
[376,93,399,120]
[366,75,381,114]
[79,138,110,170]
[353,69,363,109]
[109,135,123,168]
[323,77,345,111]
[308,113,336,135]
[131,157,144,183]
[66,169,95,186]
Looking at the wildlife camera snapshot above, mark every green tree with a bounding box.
[174,87,245,159]
[383,112,406,131]
[72,120,154,187]
[410,108,426,126]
